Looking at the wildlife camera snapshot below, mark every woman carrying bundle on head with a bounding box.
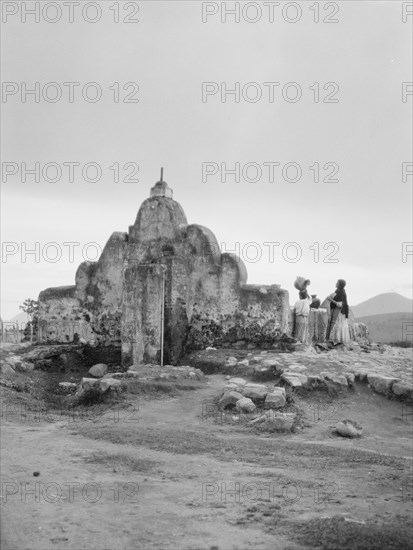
[292,276,312,343]
[326,279,350,344]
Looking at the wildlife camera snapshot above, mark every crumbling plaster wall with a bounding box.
[38,182,291,366]
[38,232,127,346]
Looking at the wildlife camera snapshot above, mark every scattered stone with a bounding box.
[0,363,15,376]
[249,413,267,424]
[282,374,303,387]
[336,419,363,438]
[243,383,268,400]
[268,411,295,431]
[392,382,413,398]
[81,378,99,390]
[288,364,307,372]
[251,410,295,431]
[282,372,308,387]
[264,388,286,409]
[224,383,241,392]
[367,374,401,396]
[235,397,256,413]
[344,372,355,384]
[226,357,238,367]
[237,359,249,367]
[99,378,122,392]
[88,363,108,378]
[344,372,355,388]
[218,390,244,410]
[228,377,247,386]
[320,372,348,387]
[261,358,283,371]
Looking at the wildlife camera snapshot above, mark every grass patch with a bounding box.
[83,452,160,473]
[126,378,202,396]
[291,515,413,550]
[75,422,411,470]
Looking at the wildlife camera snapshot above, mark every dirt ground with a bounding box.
[1,362,412,550]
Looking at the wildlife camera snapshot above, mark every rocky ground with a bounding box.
[183,343,413,401]
[1,341,412,550]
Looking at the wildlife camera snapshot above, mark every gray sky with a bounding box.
[1,0,412,319]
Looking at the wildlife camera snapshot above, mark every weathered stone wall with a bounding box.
[38,179,291,366]
[38,232,127,346]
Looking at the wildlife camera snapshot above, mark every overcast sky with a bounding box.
[1,0,412,320]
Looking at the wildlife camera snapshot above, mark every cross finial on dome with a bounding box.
[150,168,173,199]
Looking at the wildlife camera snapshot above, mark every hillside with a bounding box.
[352,292,412,318]
[8,311,28,328]
[357,311,413,344]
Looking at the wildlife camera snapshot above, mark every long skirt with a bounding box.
[328,309,350,344]
[294,315,309,343]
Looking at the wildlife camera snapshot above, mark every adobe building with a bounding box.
[38,175,290,366]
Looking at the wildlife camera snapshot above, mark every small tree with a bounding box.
[19,298,39,342]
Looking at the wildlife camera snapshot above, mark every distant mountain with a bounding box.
[352,293,412,318]
[357,312,413,344]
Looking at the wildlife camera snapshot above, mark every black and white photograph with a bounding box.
[1,1,412,548]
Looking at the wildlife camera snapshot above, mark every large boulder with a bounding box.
[282,372,308,387]
[243,383,268,400]
[264,388,286,409]
[88,363,108,378]
[320,372,348,388]
[367,374,401,396]
[218,390,244,410]
[336,419,363,438]
[268,411,295,431]
[392,382,413,398]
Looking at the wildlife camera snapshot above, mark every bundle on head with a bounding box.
[294,276,311,291]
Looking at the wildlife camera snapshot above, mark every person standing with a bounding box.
[293,290,312,343]
[326,279,350,344]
